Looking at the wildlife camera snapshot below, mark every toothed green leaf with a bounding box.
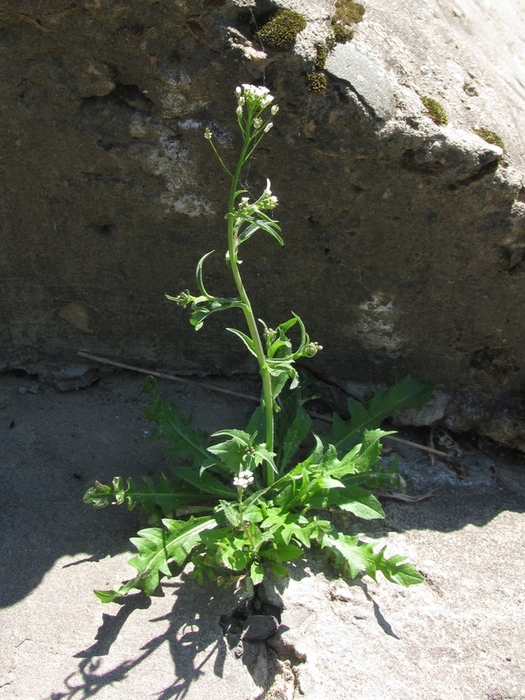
[142,377,211,466]
[308,485,385,520]
[95,516,217,601]
[326,376,435,454]
[321,530,423,586]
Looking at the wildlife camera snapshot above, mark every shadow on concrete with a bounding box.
[2,371,525,616]
[45,576,280,700]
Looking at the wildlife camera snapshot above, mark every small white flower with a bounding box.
[253,117,263,130]
[256,181,278,210]
[263,122,273,133]
[204,128,212,140]
[233,469,254,490]
[239,84,274,110]
[271,104,279,115]
[237,196,251,212]
[236,86,242,95]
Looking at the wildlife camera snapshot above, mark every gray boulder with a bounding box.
[1,0,525,448]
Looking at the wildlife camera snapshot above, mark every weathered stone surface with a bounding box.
[1,0,525,448]
[242,614,279,641]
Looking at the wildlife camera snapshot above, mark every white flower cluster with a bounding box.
[237,179,278,215]
[258,179,278,209]
[235,85,279,132]
[205,85,279,143]
[233,469,254,490]
[237,84,274,109]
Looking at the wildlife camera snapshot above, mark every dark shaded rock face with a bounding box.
[1,0,525,448]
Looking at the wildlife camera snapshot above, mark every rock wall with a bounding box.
[1,0,525,448]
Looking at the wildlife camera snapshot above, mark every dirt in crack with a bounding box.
[219,584,306,697]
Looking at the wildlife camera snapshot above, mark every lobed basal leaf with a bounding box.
[326,375,435,454]
[95,516,218,602]
[320,530,424,586]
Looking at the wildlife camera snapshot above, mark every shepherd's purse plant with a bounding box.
[84,84,434,603]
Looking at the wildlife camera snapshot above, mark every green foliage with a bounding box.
[86,84,432,603]
[255,10,307,50]
[87,376,429,601]
[333,0,366,26]
[306,72,328,94]
[330,23,354,44]
[421,96,449,126]
[326,375,435,455]
[315,43,329,70]
[472,128,506,152]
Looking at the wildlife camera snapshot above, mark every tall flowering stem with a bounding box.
[209,85,279,487]
[85,86,427,604]
[171,85,320,489]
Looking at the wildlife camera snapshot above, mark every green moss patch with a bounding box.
[331,23,355,44]
[473,128,506,152]
[315,43,329,70]
[306,72,327,93]
[420,96,448,126]
[333,0,365,25]
[329,0,364,45]
[255,9,307,50]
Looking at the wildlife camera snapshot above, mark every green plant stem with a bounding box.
[227,135,275,488]
[237,488,256,550]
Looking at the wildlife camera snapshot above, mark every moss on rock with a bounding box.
[306,72,327,93]
[331,23,354,44]
[333,0,365,25]
[420,96,449,126]
[315,43,329,70]
[255,9,307,50]
[473,128,506,152]
[329,0,363,45]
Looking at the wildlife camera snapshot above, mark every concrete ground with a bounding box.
[1,371,524,699]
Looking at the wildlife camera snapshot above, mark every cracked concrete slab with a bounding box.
[1,372,525,699]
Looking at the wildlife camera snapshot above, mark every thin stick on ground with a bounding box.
[78,350,451,461]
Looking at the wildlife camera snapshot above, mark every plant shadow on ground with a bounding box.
[2,371,525,614]
[46,552,402,700]
[46,572,283,700]
[44,470,525,699]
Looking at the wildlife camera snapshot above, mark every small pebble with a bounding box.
[17,384,39,395]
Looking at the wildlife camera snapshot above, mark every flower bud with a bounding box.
[263,122,273,133]
[263,327,277,342]
[253,117,263,129]
[303,341,323,358]
[204,128,212,140]
[271,104,279,115]
[167,290,194,307]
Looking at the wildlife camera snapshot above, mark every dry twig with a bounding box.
[77,351,451,461]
